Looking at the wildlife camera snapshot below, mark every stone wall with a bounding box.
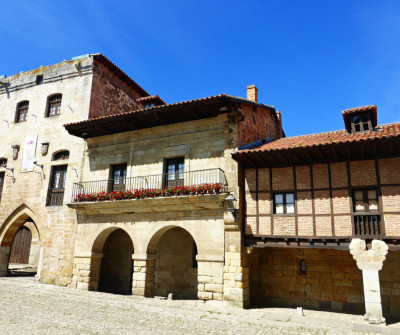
[154,227,197,299]
[0,57,93,285]
[248,247,365,313]
[380,250,400,319]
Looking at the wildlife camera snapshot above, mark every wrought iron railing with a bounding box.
[46,188,65,206]
[71,168,227,202]
[354,213,382,236]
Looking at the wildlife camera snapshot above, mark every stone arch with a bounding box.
[147,225,198,299]
[0,203,44,277]
[90,227,134,294]
[51,149,70,161]
[146,225,200,255]
[0,203,44,247]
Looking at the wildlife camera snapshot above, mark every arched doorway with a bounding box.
[152,227,198,299]
[97,229,134,294]
[7,219,40,277]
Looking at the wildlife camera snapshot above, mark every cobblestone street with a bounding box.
[1,277,398,335]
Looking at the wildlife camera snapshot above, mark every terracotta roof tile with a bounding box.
[236,122,400,154]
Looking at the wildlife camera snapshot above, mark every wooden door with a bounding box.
[47,165,67,206]
[9,226,32,264]
[164,158,184,188]
[0,172,4,202]
[111,164,127,191]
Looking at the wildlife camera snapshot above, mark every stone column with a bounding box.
[197,255,224,301]
[71,252,103,291]
[35,246,44,280]
[132,254,155,297]
[0,246,10,277]
[349,239,388,325]
[223,211,250,308]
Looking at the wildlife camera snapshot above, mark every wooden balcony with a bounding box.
[353,213,382,237]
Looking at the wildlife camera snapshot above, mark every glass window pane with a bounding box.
[275,194,283,204]
[354,191,363,201]
[286,204,295,213]
[286,193,294,204]
[368,200,378,211]
[368,189,377,200]
[355,201,364,212]
[275,203,284,214]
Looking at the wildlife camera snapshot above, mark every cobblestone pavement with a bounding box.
[0,277,394,335]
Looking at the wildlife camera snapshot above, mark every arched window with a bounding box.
[52,150,69,161]
[47,94,62,117]
[16,101,29,123]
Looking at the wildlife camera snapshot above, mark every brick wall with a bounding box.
[237,104,281,147]
[244,158,400,238]
[247,248,365,314]
[88,60,143,119]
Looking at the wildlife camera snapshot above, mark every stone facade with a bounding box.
[0,54,149,285]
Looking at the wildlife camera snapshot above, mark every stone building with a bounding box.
[232,105,400,323]
[63,88,282,306]
[0,54,153,284]
[0,54,283,307]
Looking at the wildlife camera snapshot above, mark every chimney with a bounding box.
[247,85,258,102]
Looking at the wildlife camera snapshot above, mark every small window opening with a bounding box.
[144,102,156,108]
[16,101,29,123]
[0,158,7,168]
[351,114,372,133]
[299,259,306,274]
[52,150,70,161]
[36,75,43,85]
[47,94,62,117]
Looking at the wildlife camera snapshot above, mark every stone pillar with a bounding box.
[71,252,103,291]
[132,254,155,297]
[197,255,224,301]
[0,246,10,277]
[349,239,388,325]
[35,246,44,280]
[223,211,250,308]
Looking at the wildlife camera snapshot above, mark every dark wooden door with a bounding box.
[9,226,32,264]
[164,158,184,188]
[0,172,4,202]
[111,164,127,191]
[47,165,67,206]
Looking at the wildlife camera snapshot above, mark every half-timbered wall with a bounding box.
[244,157,400,238]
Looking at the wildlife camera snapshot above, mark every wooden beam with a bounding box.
[331,146,338,160]
[120,116,138,130]
[276,151,290,165]
[154,113,168,125]
[187,107,200,118]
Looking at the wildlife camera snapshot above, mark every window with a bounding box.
[0,158,6,168]
[110,164,127,191]
[353,189,378,212]
[47,94,62,117]
[46,165,67,206]
[144,102,156,108]
[52,150,70,161]
[351,114,372,133]
[164,157,184,187]
[274,193,295,214]
[0,172,4,203]
[36,75,43,85]
[16,101,29,123]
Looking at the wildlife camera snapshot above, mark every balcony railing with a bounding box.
[71,168,227,202]
[46,188,65,206]
[354,213,382,236]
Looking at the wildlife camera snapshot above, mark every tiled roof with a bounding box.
[64,94,275,127]
[235,123,400,154]
[136,95,166,105]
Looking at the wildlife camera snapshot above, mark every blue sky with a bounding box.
[1,1,400,136]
